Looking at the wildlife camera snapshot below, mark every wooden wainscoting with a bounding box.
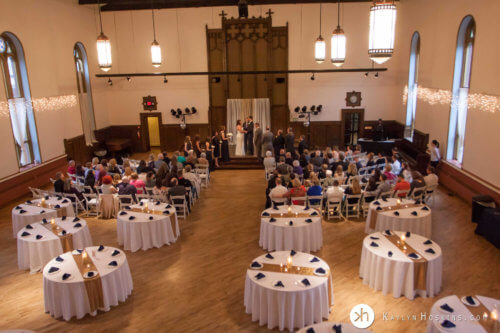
[160,124,211,152]
[0,155,67,206]
[63,135,94,164]
[439,161,500,205]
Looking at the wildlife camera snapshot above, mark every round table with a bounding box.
[244,251,334,331]
[259,205,323,253]
[43,246,133,321]
[117,201,179,252]
[11,196,76,238]
[359,230,442,300]
[298,322,370,333]
[364,198,432,237]
[17,217,93,273]
[426,295,499,332]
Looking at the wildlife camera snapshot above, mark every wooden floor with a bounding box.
[0,169,499,333]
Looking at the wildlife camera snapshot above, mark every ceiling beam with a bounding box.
[79,0,390,11]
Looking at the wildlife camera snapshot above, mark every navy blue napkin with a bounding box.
[74,249,83,254]
[370,242,379,247]
[269,217,276,222]
[255,272,265,280]
[425,248,435,254]
[332,324,342,333]
[315,267,326,274]
[385,230,392,235]
[108,261,118,267]
[86,271,95,278]
[15,205,22,209]
[61,230,67,235]
[408,252,419,259]
[25,224,33,230]
[262,212,270,216]
[44,196,49,200]
[440,303,454,313]
[424,239,433,245]
[61,216,66,221]
[98,245,105,251]
[272,206,279,210]
[163,210,170,214]
[411,211,418,216]
[19,209,27,214]
[465,296,475,305]
[370,236,379,240]
[62,273,71,280]
[422,206,429,211]
[305,218,312,223]
[166,204,172,209]
[304,207,310,211]
[376,207,383,211]
[290,250,297,256]
[251,261,261,268]
[36,234,43,240]
[56,196,62,200]
[373,201,380,205]
[48,267,59,273]
[74,223,82,228]
[440,320,456,329]
[119,211,127,216]
[40,210,46,214]
[406,231,411,237]
[310,211,318,216]
[155,201,161,205]
[265,253,274,259]
[21,231,30,237]
[288,221,293,226]
[388,251,393,257]
[393,211,400,216]
[54,204,61,209]
[139,201,144,206]
[112,250,120,256]
[301,278,311,286]
[55,256,64,262]
[274,281,284,287]
[381,197,388,202]
[73,217,80,222]
[306,328,315,333]
[124,206,131,210]
[26,200,32,204]
[149,216,154,220]
[310,257,320,263]
[62,199,69,203]
[128,216,136,220]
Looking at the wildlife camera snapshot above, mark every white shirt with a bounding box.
[392,160,401,175]
[269,185,288,202]
[263,157,275,169]
[424,173,439,188]
[403,169,413,183]
[431,147,441,162]
[326,186,344,202]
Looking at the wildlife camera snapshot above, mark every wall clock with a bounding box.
[345,91,362,107]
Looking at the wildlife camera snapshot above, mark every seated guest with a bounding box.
[75,164,85,178]
[198,152,209,165]
[334,165,344,178]
[303,163,313,180]
[162,151,171,166]
[299,153,308,168]
[96,164,107,186]
[53,172,65,193]
[409,171,426,196]
[108,158,121,174]
[91,157,99,169]
[147,154,156,169]
[130,172,145,194]
[277,156,291,175]
[269,177,288,205]
[67,160,76,180]
[365,153,376,167]
[318,164,329,179]
[325,152,334,165]
[183,165,201,197]
[167,178,187,202]
[155,163,169,188]
[101,175,117,194]
[186,150,198,167]
[177,170,194,192]
[101,159,108,168]
[344,177,362,198]
[112,173,121,186]
[311,150,323,171]
[424,166,439,188]
[176,152,186,166]
[292,160,303,176]
[287,178,306,205]
[137,160,154,174]
[346,163,358,179]
[391,154,402,175]
[339,153,349,171]
[145,171,156,188]
[364,176,379,193]
[63,177,84,202]
[376,174,392,197]
[263,151,275,169]
[402,162,413,183]
[383,164,397,183]
[285,152,294,166]
[393,174,411,197]
[375,153,386,165]
[84,162,92,177]
[353,157,363,171]
[155,153,167,169]
[326,179,344,203]
[117,176,137,199]
[323,170,335,187]
[123,166,133,177]
[84,170,96,191]
[307,178,322,204]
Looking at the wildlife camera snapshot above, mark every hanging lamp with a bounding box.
[314,3,326,64]
[96,0,112,72]
[331,0,346,66]
[151,8,162,67]
[368,0,397,64]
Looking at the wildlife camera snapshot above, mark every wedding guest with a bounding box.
[375,153,386,165]
[383,164,397,183]
[162,151,171,166]
[292,160,303,176]
[311,150,323,171]
[326,179,344,202]
[101,159,108,168]
[344,178,362,208]
[402,162,413,183]
[84,162,92,177]
[130,172,145,194]
[391,155,402,175]
[334,165,344,178]
[323,170,335,187]
[376,174,392,197]
[285,152,294,166]
[269,177,288,205]
[96,164,107,186]
[285,127,295,156]
[101,175,118,194]
[91,157,99,169]
[307,178,322,204]
[155,153,167,169]
[148,154,156,169]
[299,153,308,168]
[273,129,285,161]
[75,164,85,178]
[354,157,363,171]
[194,135,202,157]
[108,158,121,174]
[298,135,308,156]
[186,150,198,167]
[366,153,376,167]
[429,139,441,168]
[112,173,121,186]
[183,165,201,197]
[346,163,358,179]
[84,170,96,191]
[318,164,329,179]
[117,176,137,199]
[63,177,84,202]
[184,136,192,157]
[287,178,306,205]
[67,160,76,179]
[364,176,379,193]
[137,160,154,174]
[424,166,439,188]
[155,163,169,188]
[277,156,292,175]
[198,152,209,165]
[145,171,156,188]
[168,178,186,198]
[53,172,65,193]
[393,174,411,197]
[263,151,275,169]
[303,163,313,180]
[409,171,426,196]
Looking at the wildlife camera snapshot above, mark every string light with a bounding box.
[0,95,78,117]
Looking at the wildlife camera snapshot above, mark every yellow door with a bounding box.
[147,116,161,147]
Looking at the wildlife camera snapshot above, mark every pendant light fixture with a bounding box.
[331,0,346,67]
[314,3,326,64]
[96,0,112,72]
[368,0,397,64]
[150,7,162,68]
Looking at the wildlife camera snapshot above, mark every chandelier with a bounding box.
[150,8,162,67]
[368,0,397,64]
[331,0,346,67]
[314,4,326,64]
[96,0,112,71]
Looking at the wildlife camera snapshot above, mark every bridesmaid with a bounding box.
[194,135,202,158]
[220,126,230,162]
[204,136,214,170]
[211,130,221,168]
[184,136,192,157]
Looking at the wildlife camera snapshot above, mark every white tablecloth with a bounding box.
[117,201,179,252]
[365,198,432,238]
[244,251,334,331]
[298,322,370,333]
[359,231,442,300]
[12,204,58,238]
[17,217,93,273]
[43,246,133,321]
[426,295,499,333]
[259,205,323,253]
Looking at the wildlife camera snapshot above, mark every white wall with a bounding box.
[394,0,500,186]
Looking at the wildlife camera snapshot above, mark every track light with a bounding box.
[375,72,379,78]
[364,72,369,77]
[170,109,176,116]
[310,105,316,112]
[185,107,190,114]
[107,78,113,86]
[163,75,168,83]
[294,106,300,113]
[317,105,323,112]
[191,107,197,114]
[176,108,182,115]
[310,73,315,81]
[301,106,307,112]
[126,76,131,82]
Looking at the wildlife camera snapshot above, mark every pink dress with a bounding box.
[130,179,145,194]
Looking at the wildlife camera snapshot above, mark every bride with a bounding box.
[235,120,246,156]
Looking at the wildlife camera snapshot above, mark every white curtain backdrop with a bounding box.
[227,98,270,139]
[8,98,29,165]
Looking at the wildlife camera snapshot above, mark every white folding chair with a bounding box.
[135,193,150,202]
[291,196,307,206]
[361,193,377,217]
[117,194,134,210]
[378,190,393,200]
[195,164,210,187]
[83,185,94,194]
[144,187,155,195]
[171,195,187,219]
[411,187,425,203]
[344,194,362,219]
[394,189,410,199]
[307,195,323,215]
[63,193,85,214]
[28,187,41,199]
[424,185,437,205]
[83,193,99,217]
[326,197,342,221]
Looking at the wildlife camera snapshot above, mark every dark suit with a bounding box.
[254,127,263,159]
[285,132,295,155]
[298,139,308,156]
[246,121,254,155]
[273,134,285,161]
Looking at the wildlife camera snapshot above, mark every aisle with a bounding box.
[0,169,498,332]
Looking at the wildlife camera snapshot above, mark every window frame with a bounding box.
[404,31,420,141]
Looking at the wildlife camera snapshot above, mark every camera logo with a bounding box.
[350,304,375,329]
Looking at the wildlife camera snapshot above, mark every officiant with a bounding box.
[244,116,254,155]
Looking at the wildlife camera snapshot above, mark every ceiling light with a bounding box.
[150,9,162,67]
[107,78,113,86]
[96,0,112,72]
[163,75,168,83]
[314,4,326,64]
[331,0,346,67]
[369,0,397,64]
[310,73,315,81]
[126,76,131,82]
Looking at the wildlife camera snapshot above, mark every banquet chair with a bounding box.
[361,193,377,217]
[265,167,275,181]
[117,195,134,210]
[326,198,342,221]
[144,187,155,195]
[394,189,410,199]
[135,193,150,202]
[411,188,425,203]
[424,185,437,205]
[291,196,307,206]
[378,163,386,171]
[151,194,166,203]
[28,186,41,199]
[307,195,323,215]
[186,187,194,207]
[63,193,86,214]
[83,193,99,217]
[344,194,362,219]
[195,164,210,187]
[49,178,56,184]
[171,195,187,219]
[378,191,393,200]
[99,194,118,219]
[83,185,94,194]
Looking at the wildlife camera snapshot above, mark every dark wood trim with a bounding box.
[0,155,67,206]
[340,108,365,149]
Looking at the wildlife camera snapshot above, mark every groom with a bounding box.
[245,116,254,155]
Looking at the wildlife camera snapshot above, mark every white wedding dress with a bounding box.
[235,125,245,156]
